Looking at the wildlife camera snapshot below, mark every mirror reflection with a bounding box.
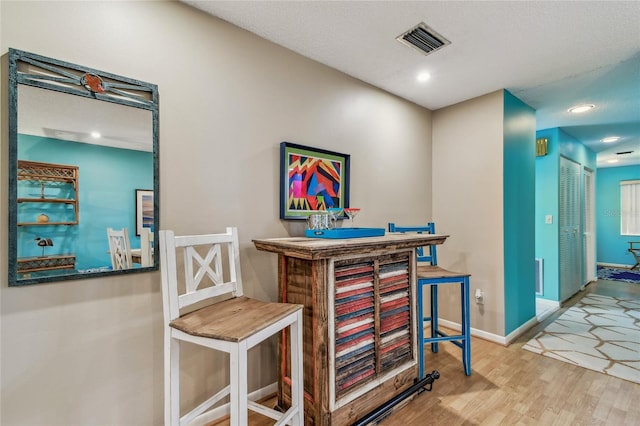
[8,49,159,285]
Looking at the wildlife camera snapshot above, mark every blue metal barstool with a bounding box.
[388,222,471,378]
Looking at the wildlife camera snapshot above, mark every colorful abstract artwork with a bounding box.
[280,142,350,219]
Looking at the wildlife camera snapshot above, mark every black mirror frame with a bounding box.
[7,48,159,285]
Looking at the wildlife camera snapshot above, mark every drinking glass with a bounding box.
[343,207,360,227]
[327,207,343,226]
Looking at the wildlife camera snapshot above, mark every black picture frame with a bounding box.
[279,142,350,220]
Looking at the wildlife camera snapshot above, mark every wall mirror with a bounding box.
[7,48,159,285]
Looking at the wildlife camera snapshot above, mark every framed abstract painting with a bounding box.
[280,142,350,220]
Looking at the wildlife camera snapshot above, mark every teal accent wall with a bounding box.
[503,91,536,335]
[535,128,560,300]
[596,165,640,265]
[535,128,596,302]
[17,135,153,270]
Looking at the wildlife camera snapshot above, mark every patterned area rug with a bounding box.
[597,266,640,284]
[523,294,640,384]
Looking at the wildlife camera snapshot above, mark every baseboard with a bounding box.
[598,262,635,269]
[535,298,561,322]
[437,318,508,346]
[504,316,538,345]
[191,382,278,426]
[536,298,560,308]
[439,314,541,346]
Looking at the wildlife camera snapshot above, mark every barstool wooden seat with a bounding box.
[159,227,304,425]
[388,223,471,378]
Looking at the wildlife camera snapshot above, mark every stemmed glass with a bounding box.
[343,207,360,227]
[327,207,342,221]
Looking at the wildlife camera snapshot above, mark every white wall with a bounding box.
[432,91,506,336]
[0,1,433,424]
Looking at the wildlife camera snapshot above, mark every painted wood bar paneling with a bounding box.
[253,233,447,425]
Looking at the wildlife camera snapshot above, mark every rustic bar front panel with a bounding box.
[253,233,448,425]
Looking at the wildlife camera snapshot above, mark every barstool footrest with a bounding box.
[422,334,466,344]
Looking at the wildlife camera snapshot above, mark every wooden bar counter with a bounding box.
[253,233,448,425]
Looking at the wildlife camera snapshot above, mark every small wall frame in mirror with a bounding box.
[7,48,159,285]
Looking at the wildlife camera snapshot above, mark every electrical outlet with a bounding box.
[474,289,484,305]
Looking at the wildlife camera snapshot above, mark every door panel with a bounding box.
[559,157,582,301]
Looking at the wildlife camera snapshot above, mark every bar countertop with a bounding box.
[252,232,448,260]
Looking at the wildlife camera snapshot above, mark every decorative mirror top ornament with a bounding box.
[13,50,157,107]
[80,73,105,93]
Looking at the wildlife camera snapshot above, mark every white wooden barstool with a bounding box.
[159,227,304,425]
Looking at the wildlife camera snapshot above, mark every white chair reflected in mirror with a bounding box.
[159,227,304,426]
[140,227,154,267]
[107,227,133,270]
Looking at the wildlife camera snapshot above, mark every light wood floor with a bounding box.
[210,278,640,425]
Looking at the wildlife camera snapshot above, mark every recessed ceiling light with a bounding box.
[417,72,431,83]
[607,159,619,164]
[601,136,620,143]
[568,104,595,114]
[90,131,101,138]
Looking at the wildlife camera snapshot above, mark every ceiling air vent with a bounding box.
[396,23,450,56]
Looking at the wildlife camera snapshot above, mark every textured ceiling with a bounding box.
[185,0,640,168]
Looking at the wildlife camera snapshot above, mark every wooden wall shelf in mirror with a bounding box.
[17,160,79,226]
[7,48,159,285]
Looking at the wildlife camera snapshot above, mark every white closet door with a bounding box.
[583,168,596,284]
[559,157,582,301]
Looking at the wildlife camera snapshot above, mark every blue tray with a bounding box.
[305,228,386,239]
